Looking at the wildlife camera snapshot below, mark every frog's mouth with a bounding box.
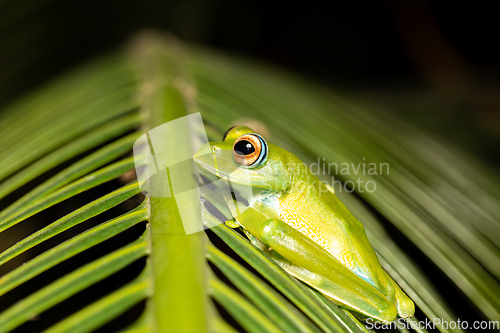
[194,162,230,180]
[193,143,289,191]
[195,158,277,188]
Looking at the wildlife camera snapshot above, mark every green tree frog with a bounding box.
[194,126,415,323]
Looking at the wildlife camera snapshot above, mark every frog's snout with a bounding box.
[193,142,214,165]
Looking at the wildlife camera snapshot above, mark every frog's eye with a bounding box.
[232,134,268,168]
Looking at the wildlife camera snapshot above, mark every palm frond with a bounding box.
[0,32,498,332]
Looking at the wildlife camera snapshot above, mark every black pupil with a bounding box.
[234,140,255,156]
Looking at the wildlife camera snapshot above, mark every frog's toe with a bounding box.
[398,308,415,319]
[396,290,415,318]
[374,302,398,324]
[383,271,415,318]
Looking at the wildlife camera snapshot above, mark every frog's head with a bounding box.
[193,126,291,191]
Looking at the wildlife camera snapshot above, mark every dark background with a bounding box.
[1,0,499,166]
[1,1,499,92]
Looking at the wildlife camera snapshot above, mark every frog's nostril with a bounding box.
[211,145,221,153]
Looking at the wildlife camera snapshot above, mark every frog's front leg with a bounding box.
[235,208,397,323]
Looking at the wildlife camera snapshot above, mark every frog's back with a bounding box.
[276,165,385,287]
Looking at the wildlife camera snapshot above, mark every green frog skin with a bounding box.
[194,126,415,323]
